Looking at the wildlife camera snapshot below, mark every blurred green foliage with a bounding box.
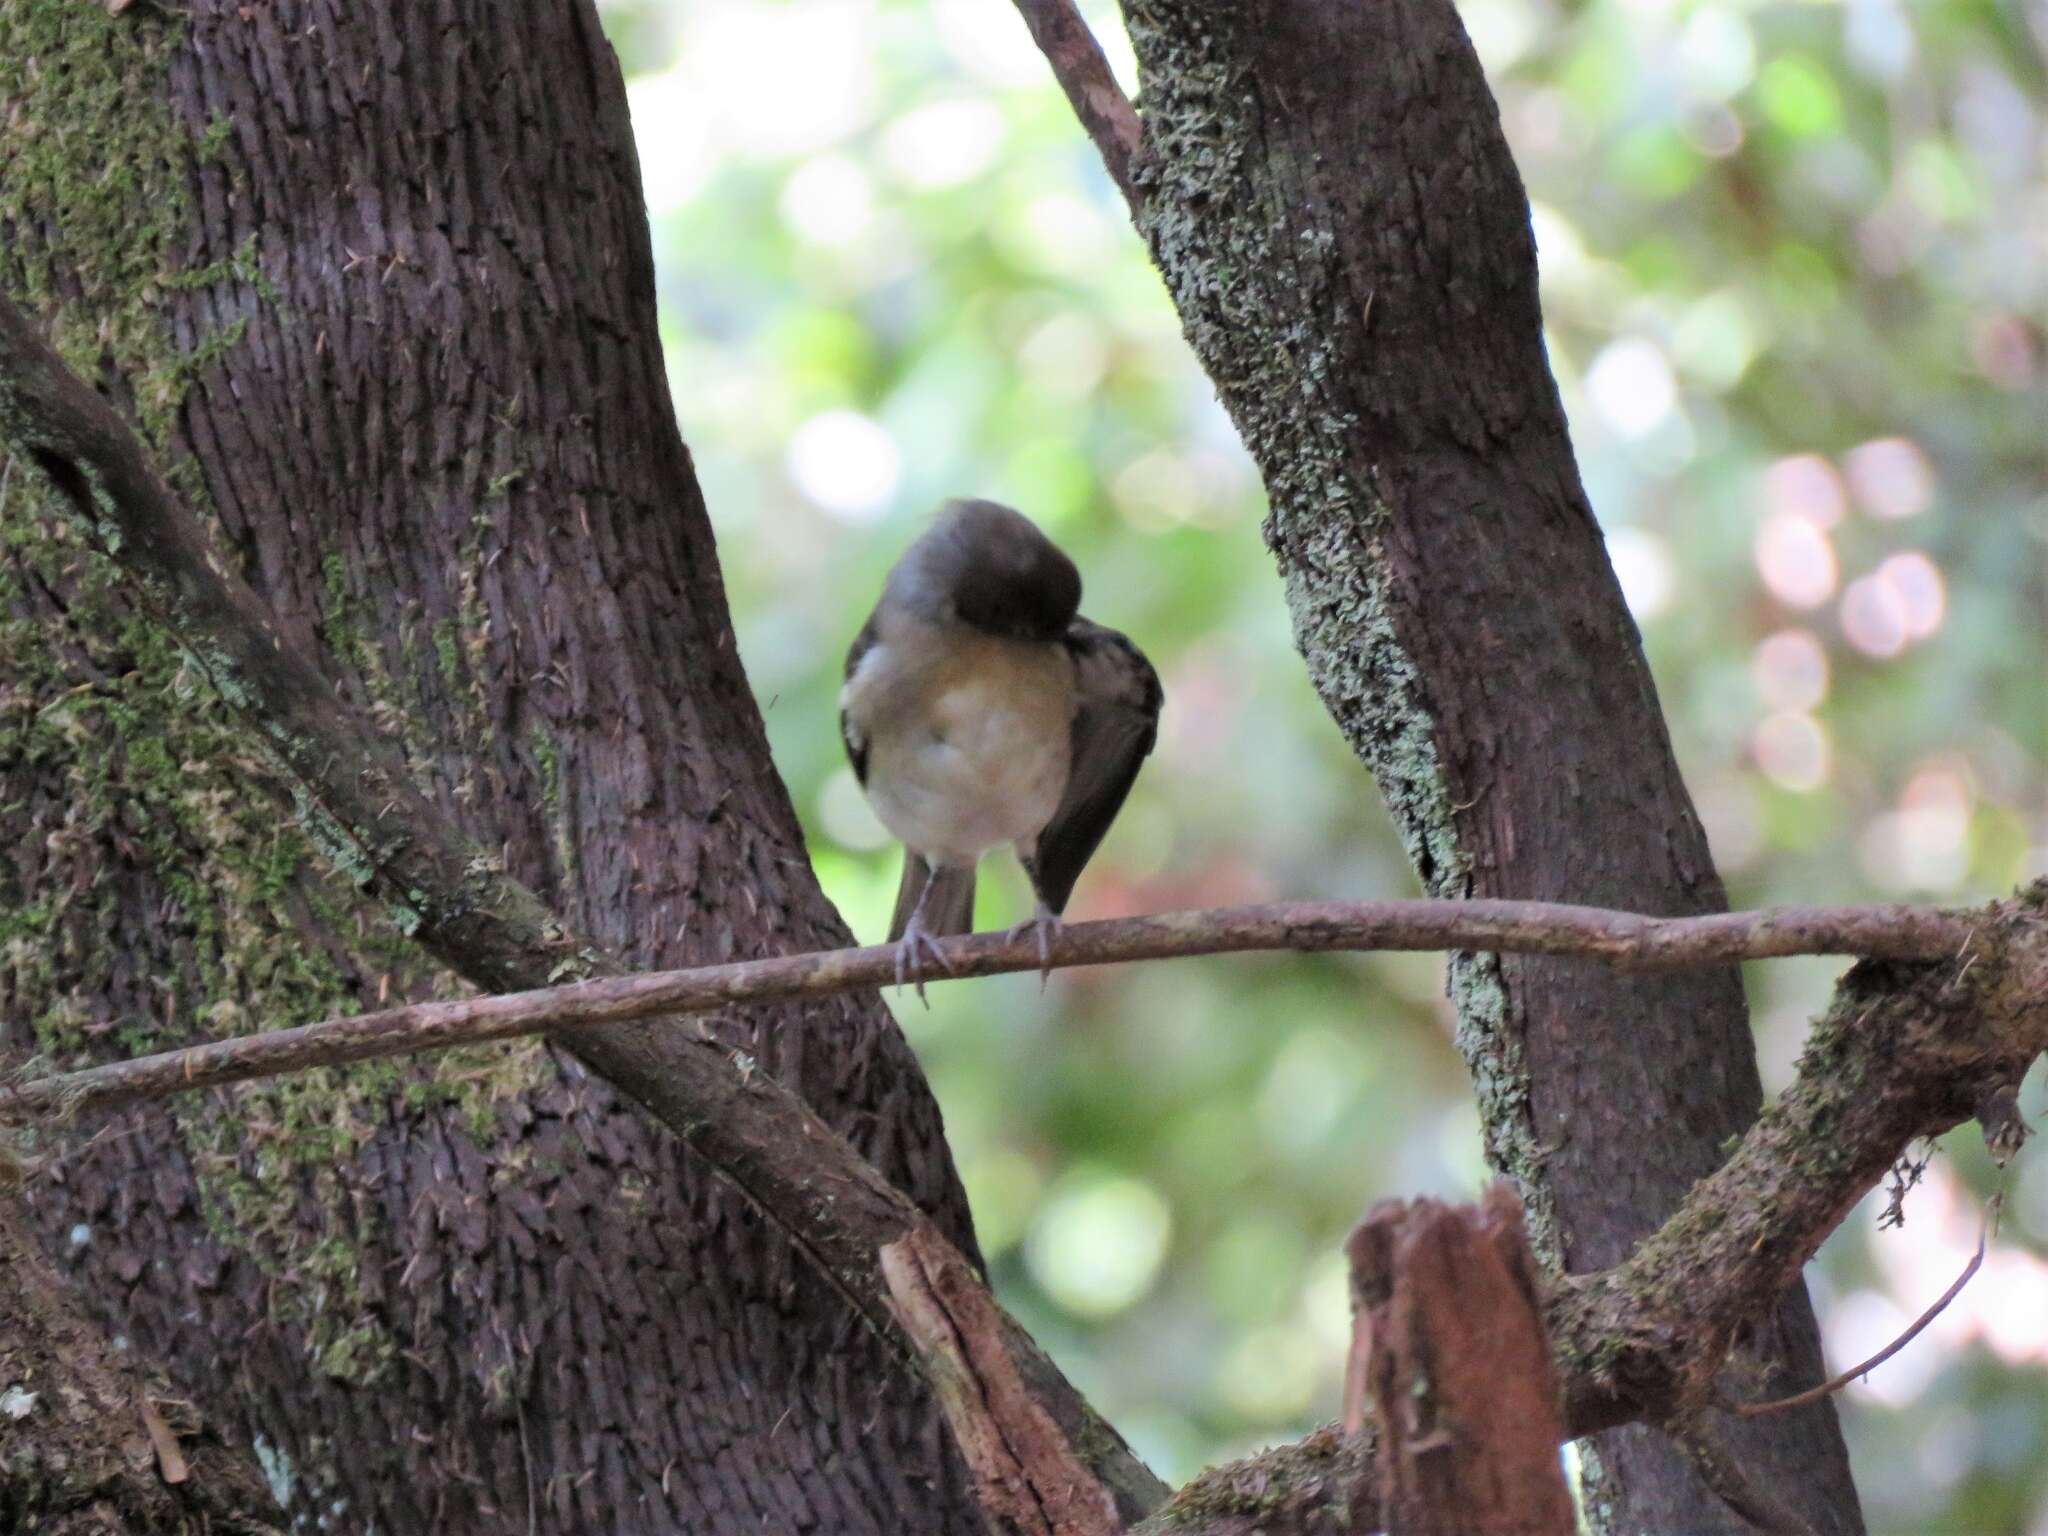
[599,0,2045,1527]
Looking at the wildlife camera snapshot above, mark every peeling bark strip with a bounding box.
[1085,0,1859,1526]
[2,894,1983,1120]
[1349,1189,1573,1536]
[881,1227,1122,1536]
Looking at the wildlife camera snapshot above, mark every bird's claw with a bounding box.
[893,921,954,1006]
[1007,906,1061,991]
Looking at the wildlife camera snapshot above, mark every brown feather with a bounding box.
[888,856,977,942]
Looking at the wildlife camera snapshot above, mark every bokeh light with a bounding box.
[1753,629,1830,712]
[1754,711,1832,792]
[786,409,901,521]
[1026,1171,1174,1318]
[1756,509,1839,609]
[1844,436,1935,521]
[603,0,2047,1523]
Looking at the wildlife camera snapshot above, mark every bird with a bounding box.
[839,498,1162,998]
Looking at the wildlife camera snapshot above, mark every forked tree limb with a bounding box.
[0,896,1983,1119]
[1128,883,2048,1536]
[1549,895,2045,1439]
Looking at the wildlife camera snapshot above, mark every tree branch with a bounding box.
[1117,881,2048,1536]
[0,896,1982,1120]
[0,288,1162,1527]
[1009,0,1143,215]
[1550,887,2047,1440]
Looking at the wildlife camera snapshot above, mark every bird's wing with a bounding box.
[1030,618,1163,915]
[840,609,880,785]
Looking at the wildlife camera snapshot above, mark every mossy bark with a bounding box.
[1119,1,1860,1530]
[2,3,985,1531]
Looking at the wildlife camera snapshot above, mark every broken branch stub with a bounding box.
[1348,1187,1573,1536]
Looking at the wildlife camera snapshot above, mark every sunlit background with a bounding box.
[597,0,2047,1528]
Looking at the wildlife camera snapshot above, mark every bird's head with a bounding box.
[894,498,1081,642]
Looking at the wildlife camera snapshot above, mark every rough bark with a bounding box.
[0,1177,283,1535]
[1115,1,1861,1528]
[0,3,1000,1530]
[0,277,1160,1525]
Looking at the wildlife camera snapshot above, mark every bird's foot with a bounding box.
[1007,904,1062,990]
[893,916,955,1006]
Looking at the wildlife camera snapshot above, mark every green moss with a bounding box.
[0,2,549,1402]
[0,5,246,448]
[315,553,374,683]
[432,619,462,691]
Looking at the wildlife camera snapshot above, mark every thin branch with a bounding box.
[1010,0,1144,215]
[0,896,1979,1119]
[1735,1217,1988,1419]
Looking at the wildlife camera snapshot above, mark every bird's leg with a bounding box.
[1009,856,1062,989]
[894,861,954,1005]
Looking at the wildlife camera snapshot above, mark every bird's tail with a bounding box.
[888,856,976,942]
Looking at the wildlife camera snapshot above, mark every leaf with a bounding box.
[139,1395,190,1486]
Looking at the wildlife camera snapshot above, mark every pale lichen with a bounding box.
[1121,3,1548,1250]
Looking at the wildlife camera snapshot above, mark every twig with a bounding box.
[1009,0,1144,215]
[0,896,1978,1120]
[1737,1212,1990,1418]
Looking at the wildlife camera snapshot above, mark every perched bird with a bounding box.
[839,499,1162,995]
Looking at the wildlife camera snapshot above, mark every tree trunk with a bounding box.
[1118,2,1861,1529]
[1,4,985,1531]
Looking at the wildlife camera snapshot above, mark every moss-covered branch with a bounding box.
[1549,882,2047,1435]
